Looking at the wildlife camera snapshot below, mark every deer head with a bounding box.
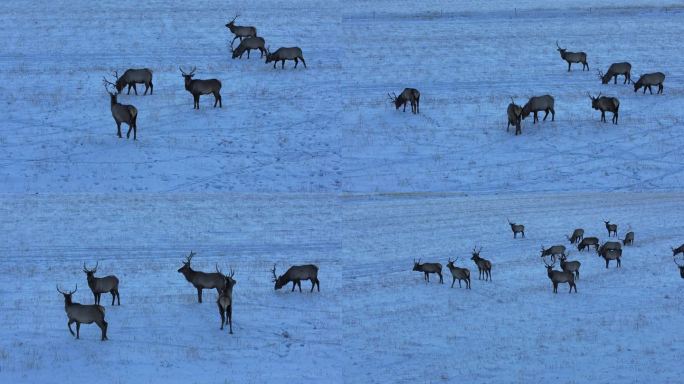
[177,251,196,273]
[83,261,98,277]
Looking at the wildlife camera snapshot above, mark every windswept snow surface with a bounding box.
[1,0,683,383]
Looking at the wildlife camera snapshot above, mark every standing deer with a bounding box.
[599,62,631,84]
[225,14,257,45]
[103,77,138,140]
[543,256,577,293]
[566,228,584,244]
[265,47,307,69]
[83,262,120,306]
[507,218,525,238]
[556,41,589,71]
[673,256,684,279]
[577,237,600,252]
[634,72,665,94]
[231,37,267,59]
[521,95,555,124]
[540,244,567,259]
[470,247,492,281]
[114,68,154,95]
[672,244,684,257]
[179,66,222,109]
[216,266,236,334]
[598,241,622,258]
[272,264,320,292]
[600,248,622,268]
[446,257,470,289]
[507,97,523,135]
[604,220,618,237]
[622,231,634,246]
[589,93,619,124]
[177,251,226,303]
[57,285,108,341]
[412,259,443,284]
[388,88,420,114]
[559,253,581,280]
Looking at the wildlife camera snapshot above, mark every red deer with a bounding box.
[507,98,523,135]
[521,95,555,124]
[634,72,665,94]
[543,256,577,293]
[114,68,153,95]
[179,67,222,109]
[470,247,492,281]
[83,262,120,306]
[177,251,226,303]
[566,228,584,244]
[265,47,307,69]
[540,245,566,259]
[556,41,588,71]
[589,93,619,124]
[225,14,257,45]
[231,37,267,59]
[412,259,443,283]
[604,220,618,237]
[600,248,622,268]
[272,264,320,292]
[57,285,108,341]
[216,266,236,334]
[507,218,525,238]
[559,254,581,280]
[388,88,420,114]
[446,258,470,289]
[577,237,599,252]
[599,62,631,85]
[103,77,138,140]
[622,231,634,246]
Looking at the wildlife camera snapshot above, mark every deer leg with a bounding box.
[149,81,153,95]
[144,83,149,95]
[98,320,108,340]
[281,60,285,69]
[228,305,233,334]
[127,124,133,139]
[567,62,571,72]
[68,319,76,336]
[298,281,302,292]
[658,84,663,94]
[116,122,122,138]
[294,58,298,68]
[291,281,296,292]
[218,303,224,329]
[197,287,202,303]
[543,110,550,121]
[132,84,138,95]
[126,84,132,95]
[111,290,116,305]
[438,272,443,284]
[76,322,81,339]
[533,112,538,124]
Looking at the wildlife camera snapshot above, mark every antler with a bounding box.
[542,255,554,267]
[229,267,235,278]
[556,40,561,49]
[183,251,195,264]
[509,97,515,105]
[230,14,239,23]
[271,264,278,282]
[587,92,594,100]
[216,263,222,274]
[57,284,77,295]
[83,261,98,273]
[597,69,604,79]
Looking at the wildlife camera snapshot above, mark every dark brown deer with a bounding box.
[622,231,634,246]
[556,41,588,71]
[470,247,492,281]
[598,241,622,257]
[589,93,619,124]
[540,245,567,259]
[521,95,554,124]
[543,256,577,293]
[412,259,443,283]
[103,77,138,140]
[388,88,420,114]
[57,285,108,341]
[507,218,525,238]
[672,244,684,257]
[177,251,226,303]
[599,62,631,85]
[600,248,622,268]
[272,264,320,292]
[231,37,267,59]
[225,14,257,45]
[83,262,120,306]
[179,67,222,109]
[604,220,618,237]
[673,256,684,279]
[507,97,523,135]
[265,47,307,69]
[566,228,584,244]
[216,266,236,334]
[446,257,470,289]
[559,253,581,280]
[634,72,665,94]
[577,236,599,252]
[114,68,153,95]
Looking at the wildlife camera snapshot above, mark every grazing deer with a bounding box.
[470,247,492,281]
[566,228,584,244]
[600,248,622,268]
[622,231,634,246]
[598,241,622,257]
[446,258,470,289]
[507,97,523,135]
[556,41,588,71]
[225,14,257,45]
[634,72,665,94]
[179,67,222,109]
[272,264,320,292]
[543,256,577,293]
[589,93,619,124]
[507,218,525,238]
[57,285,108,341]
[559,253,581,280]
[216,266,236,334]
[521,95,555,124]
[265,47,307,69]
[412,259,443,284]
[177,251,226,303]
[388,88,420,114]
[540,245,567,259]
[577,237,599,252]
[83,262,120,306]
[114,68,153,95]
[673,256,684,279]
[672,244,684,257]
[103,77,138,140]
[599,62,631,85]
[231,37,267,59]
[604,220,618,237]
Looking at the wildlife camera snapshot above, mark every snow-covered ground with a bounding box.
[1,0,683,383]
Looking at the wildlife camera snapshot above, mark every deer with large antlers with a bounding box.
[177,251,227,303]
[599,62,632,85]
[470,247,492,281]
[446,257,470,289]
[589,92,619,124]
[507,218,525,238]
[179,67,222,109]
[225,14,257,45]
[543,256,577,293]
[83,262,120,306]
[216,265,237,334]
[272,264,320,292]
[103,74,138,140]
[556,40,588,71]
[412,259,443,284]
[540,244,566,259]
[388,88,420,114]
[57,285,108,340]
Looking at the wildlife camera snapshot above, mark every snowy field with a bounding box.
[1,0,684,383]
